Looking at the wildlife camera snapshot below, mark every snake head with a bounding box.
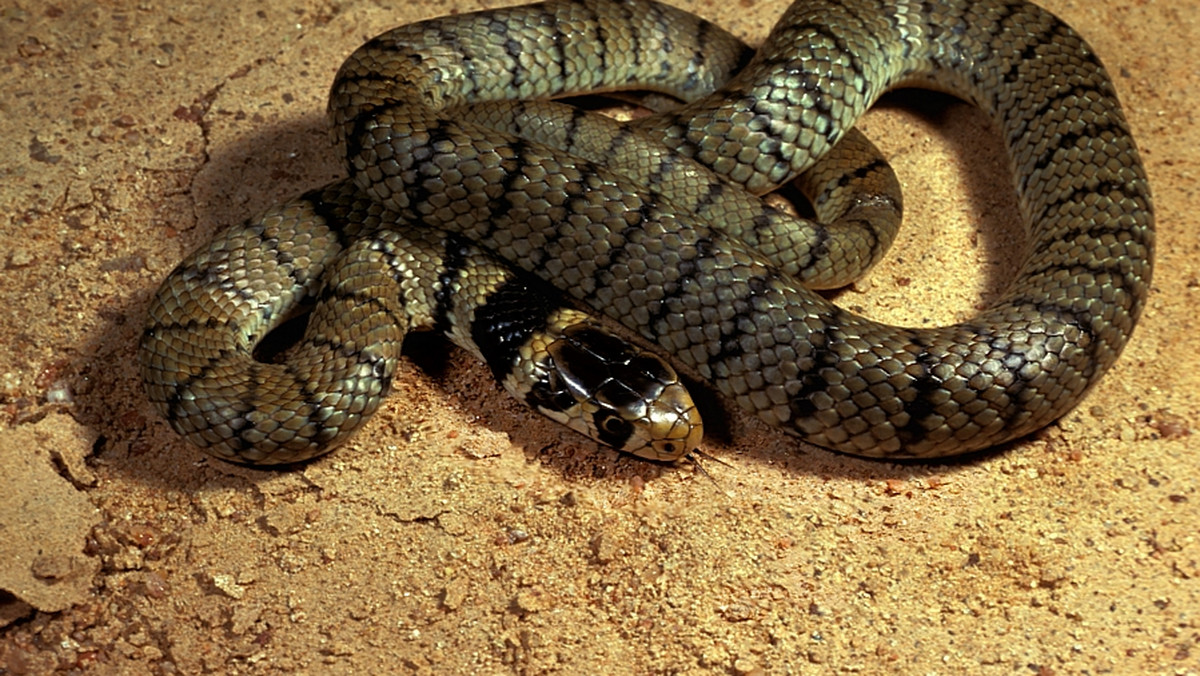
[520,321,703,461]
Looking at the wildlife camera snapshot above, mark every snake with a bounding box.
[139,0,1154,465]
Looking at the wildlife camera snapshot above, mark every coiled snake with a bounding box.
[140,0,1154,464]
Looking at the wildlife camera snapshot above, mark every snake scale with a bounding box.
[140,0,1153,464]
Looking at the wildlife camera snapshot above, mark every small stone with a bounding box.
[141,571,169,599]
[513,588,548,613]
[441,577,468,611]
[230,604,262,635]
[591,533,617,564]
[211,573,246,599]
[6,249,34,268]
[65,180,94,209]
[733,657,764,676]
[30,554,73,580]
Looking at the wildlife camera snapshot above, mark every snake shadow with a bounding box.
[71,111,344,493]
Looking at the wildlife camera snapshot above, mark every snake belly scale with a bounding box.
[140,0,1153,464]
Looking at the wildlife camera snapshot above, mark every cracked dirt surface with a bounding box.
[0,0,1197,673]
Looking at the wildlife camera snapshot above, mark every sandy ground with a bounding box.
[0,0,1196,673]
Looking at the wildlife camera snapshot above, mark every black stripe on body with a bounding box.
[486,137,535,226]
[892,341,948,447]
[578,0,609,86]
[835,158,894,191]
[998,12,1062,84]
[1012,81,1110,136]
[1040,217,1152,254]
[432,234,472,336]
[1026,121,1132,187]
[683,19,714,95]
[806,218,831,265]
[339,73,401,164]
[1029,177,1149,228]
[565,106,588,156]
[306,184,362,255]
[1018,254,1145,310]
[1003,296,1101,350]
[785,308,851,424]
[469,276,560,383]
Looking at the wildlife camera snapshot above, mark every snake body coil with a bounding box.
[141,0,1154,464]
